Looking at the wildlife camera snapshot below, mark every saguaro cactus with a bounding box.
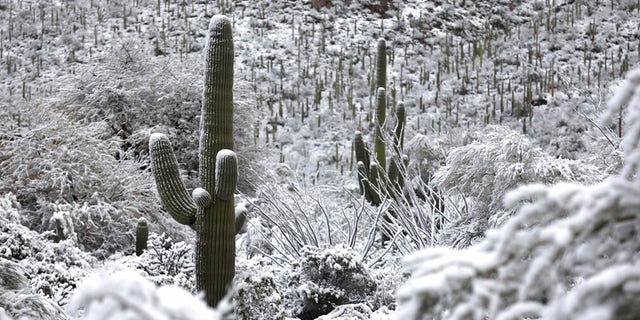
[374,38,388,171]
[374,87,387,171]
[388,102,406,190]
[148,15,237,307]
[375,38,387,92]
[135,218,148,256]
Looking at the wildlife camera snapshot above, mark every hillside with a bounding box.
[1,0,639,319]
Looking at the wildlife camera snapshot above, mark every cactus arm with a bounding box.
[357,161,373,202]
[376,38,387,91]
[374,87,387,170]
[388,103,406,191]
[354,131,370,175]
[369,162,383,206]
[149,133,197,225]
[214,149,238,201]
[235,206,247,235]
[192,188,212,208]
[394,102,406,152]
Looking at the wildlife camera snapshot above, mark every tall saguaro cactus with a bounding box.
[148,15,237,307]
[375,38,387,92]
[374,38,387,171]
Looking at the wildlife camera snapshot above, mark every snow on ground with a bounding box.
[1,0,639,319]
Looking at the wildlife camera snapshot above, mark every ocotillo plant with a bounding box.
[136,218,148,256]
[148,15,238,308]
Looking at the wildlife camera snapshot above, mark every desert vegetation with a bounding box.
[1,0,639,319]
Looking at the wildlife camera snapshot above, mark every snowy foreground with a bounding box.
[1,0,640,319]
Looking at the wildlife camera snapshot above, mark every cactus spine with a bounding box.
[149,15,237,307]
[136,218,148,256]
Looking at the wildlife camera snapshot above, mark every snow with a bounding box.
[1,0,640,319]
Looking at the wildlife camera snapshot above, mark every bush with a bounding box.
[432,125,604,247]
[131,233,196,292]
[67,269,227,320]
[0,195,96,306]
[235,269,285,320]
[285,245,378,320]
[396,68,640,320]
[0,259,66,320]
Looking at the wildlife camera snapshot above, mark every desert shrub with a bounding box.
[234,267,285,320]
[432,125,604,247]
[67,269,227,320]
[48,201,138,258]
[128,233,196,292]
[0,195,96,306]
[57,38,262,193]
[285,245,378,320]
[0,101,193,253]
[395,68,640,320]
[0,259,67,320]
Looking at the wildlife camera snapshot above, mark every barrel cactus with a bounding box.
[148,15,238,307]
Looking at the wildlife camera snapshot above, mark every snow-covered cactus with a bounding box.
[393,102,406,151]
[235,206,247,235]
[149,15,238,307]
[374,87,387,171]
[375,38,387,93]
[388,102,406,190]
[369,162,382,206]
[135,218,148,256]
[354,131,372,200]
[374,38,388,171]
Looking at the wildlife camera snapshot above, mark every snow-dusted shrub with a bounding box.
[1,193,96,305]
[49,201,136,257]
[286,245,378,320]
[395,69,640,320]
[316,303,395,319]
[235,269,285,320]
[0,205,96,306]
[0,259,66,320]
[0,103,172,247]
[57,41,202,173]
[134,233,195,292]
[433,125,604,247]
[67,269,228,320]
[316,303,374,319]
[0,194,20,225]
[405,133,454,180]
[57,38,261,193]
